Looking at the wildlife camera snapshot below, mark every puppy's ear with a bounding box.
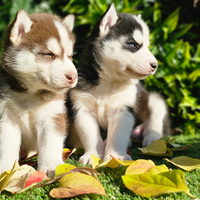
[63,14,75,31]
[10,10,32,45]
[99,3,118,36]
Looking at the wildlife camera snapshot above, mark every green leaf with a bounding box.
[165,40,183,63]
[122,170,194,198]
[153,3,161,23]
[192,43,200,62]
[171,23,193,40]
[162,7,180,34]
[189,68,200,82]
[195,111,200,123]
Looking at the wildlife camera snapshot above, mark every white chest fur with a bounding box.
[70,79,138,129]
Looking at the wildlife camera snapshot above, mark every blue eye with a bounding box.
[127,42,137,48]
[129,43,136,47]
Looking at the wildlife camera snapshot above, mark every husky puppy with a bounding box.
[66,4,170,165]
[0,10,77,176]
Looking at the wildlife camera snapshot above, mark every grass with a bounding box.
[0,134,200,200]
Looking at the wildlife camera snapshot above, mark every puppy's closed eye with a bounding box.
[38,52,55,61]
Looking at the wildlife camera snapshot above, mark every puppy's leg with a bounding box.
[104,109,134,161]
[36,113,66,177]
[0,118,21,174]
[142,92,170,146]
[74,110,104,165]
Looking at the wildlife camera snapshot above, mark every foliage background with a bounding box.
[0,0,200,135]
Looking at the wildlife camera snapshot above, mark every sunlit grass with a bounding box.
[0,134,200,200]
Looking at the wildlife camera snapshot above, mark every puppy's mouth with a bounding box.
[124,67,150,79]
[41,79,77,92]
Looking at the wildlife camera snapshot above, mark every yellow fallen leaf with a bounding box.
[122,160,137,166]
[138,140,167,154]
[125,160,155,175]
[0,160,19,192]
[165,156,200,171]
[91,154,104,169]
[55,163,76,176]
[97,159,119,169]
[122,170,194,198]
[91,154,119,169]
[70,167,98,179]
[146,164,169,174]
[110,155,128,166]
[49,173,106,198]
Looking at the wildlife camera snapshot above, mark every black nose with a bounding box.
[150,63,157,69]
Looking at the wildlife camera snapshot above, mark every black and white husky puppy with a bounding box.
[66,4,170,165]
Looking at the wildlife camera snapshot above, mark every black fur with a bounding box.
[66,91,77,121]
[75,10,143,91]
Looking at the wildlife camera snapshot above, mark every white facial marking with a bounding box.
[133,29,143,45]
[47,38,61,56]
[54,20,73,57]
[134,15,150,46]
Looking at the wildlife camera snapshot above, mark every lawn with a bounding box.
[0,134,200,200]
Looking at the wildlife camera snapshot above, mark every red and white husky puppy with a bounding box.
[0,10,77,176]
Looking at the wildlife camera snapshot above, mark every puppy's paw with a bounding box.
[38,160,64,177]
[79,152,104,165]
[103,153,132,162]
[142,131,161,147]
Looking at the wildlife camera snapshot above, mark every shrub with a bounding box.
[60,0,200,134]
[0,0,199,134]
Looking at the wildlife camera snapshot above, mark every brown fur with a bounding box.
[135,83,170,137]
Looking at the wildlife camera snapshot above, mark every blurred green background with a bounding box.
[0,0,200,135]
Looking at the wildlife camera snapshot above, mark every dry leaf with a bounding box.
[70,167,98,179]
[0,161,19,193]
[2,164,36,193]
[19,153,38,166]
[62,148,76,162]
[165,156,200,171]
[49,173,106,198]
